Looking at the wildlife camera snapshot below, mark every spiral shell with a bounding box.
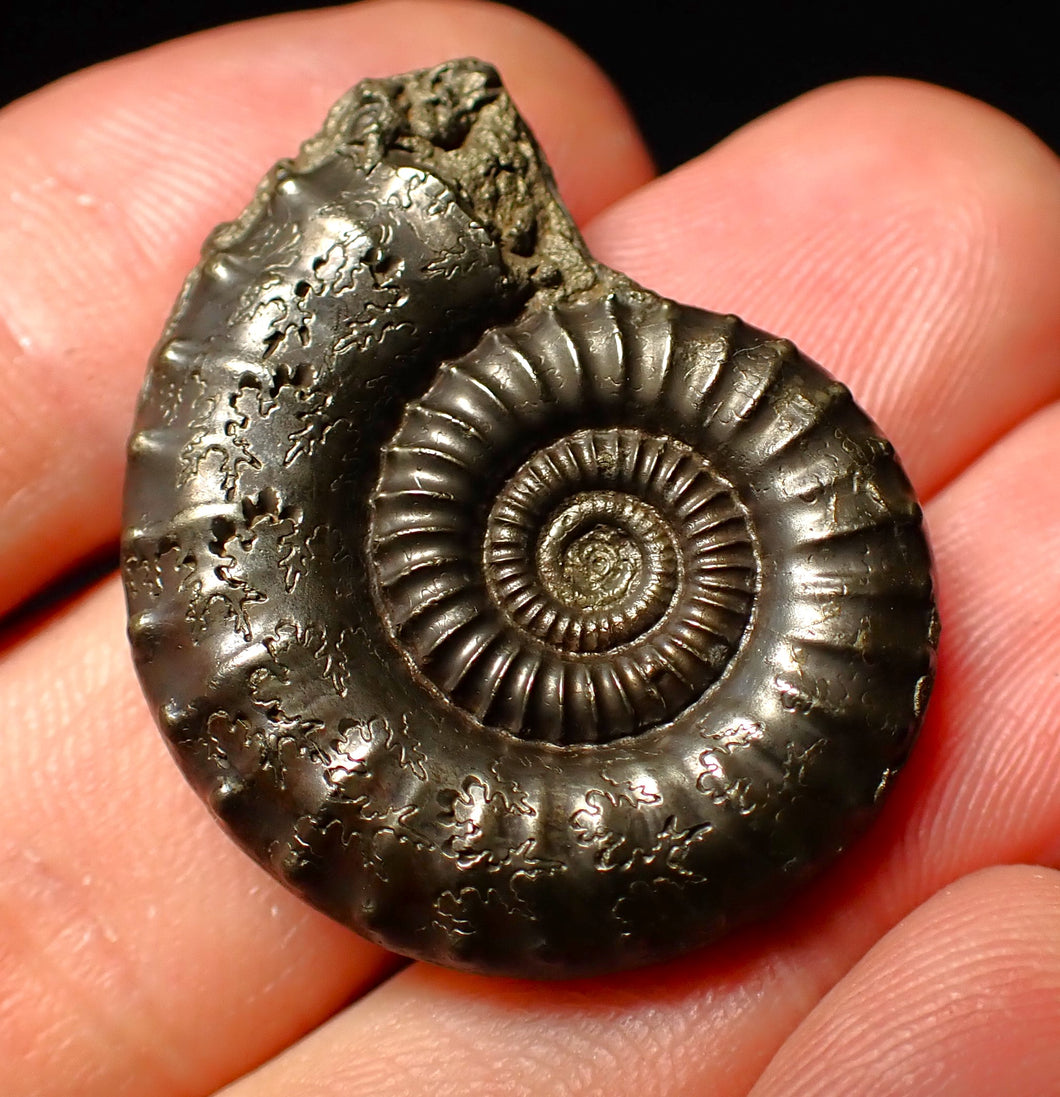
[122,60,938,978]
[371,306,760,744]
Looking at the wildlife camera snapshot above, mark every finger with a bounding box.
[0,578,395,1097]
[586,77,1060,497]
[199,401,1060,1097]
[748,865,1060,1097]
[0,0,652,621]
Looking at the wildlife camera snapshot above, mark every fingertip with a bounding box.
[752,865,1060,1097]
[587,75,1060,497]
[8,0,652,226]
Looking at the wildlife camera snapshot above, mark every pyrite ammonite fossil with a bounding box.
[122,59,939,979]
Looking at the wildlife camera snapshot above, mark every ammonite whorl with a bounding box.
[122,59,938,979]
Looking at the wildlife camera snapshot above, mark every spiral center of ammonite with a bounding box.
[372,414,758,745]
[494,490,678,653]
[549,519,638,608]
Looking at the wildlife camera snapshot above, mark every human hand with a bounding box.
[3,4,1060,1095]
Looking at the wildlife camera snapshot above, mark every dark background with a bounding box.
[2,2,1056,170]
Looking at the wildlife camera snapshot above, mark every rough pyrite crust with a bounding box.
[122,59,939,978]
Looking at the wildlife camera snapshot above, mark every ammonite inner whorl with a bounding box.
[371,328,758,745]
[122,59,938,979]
